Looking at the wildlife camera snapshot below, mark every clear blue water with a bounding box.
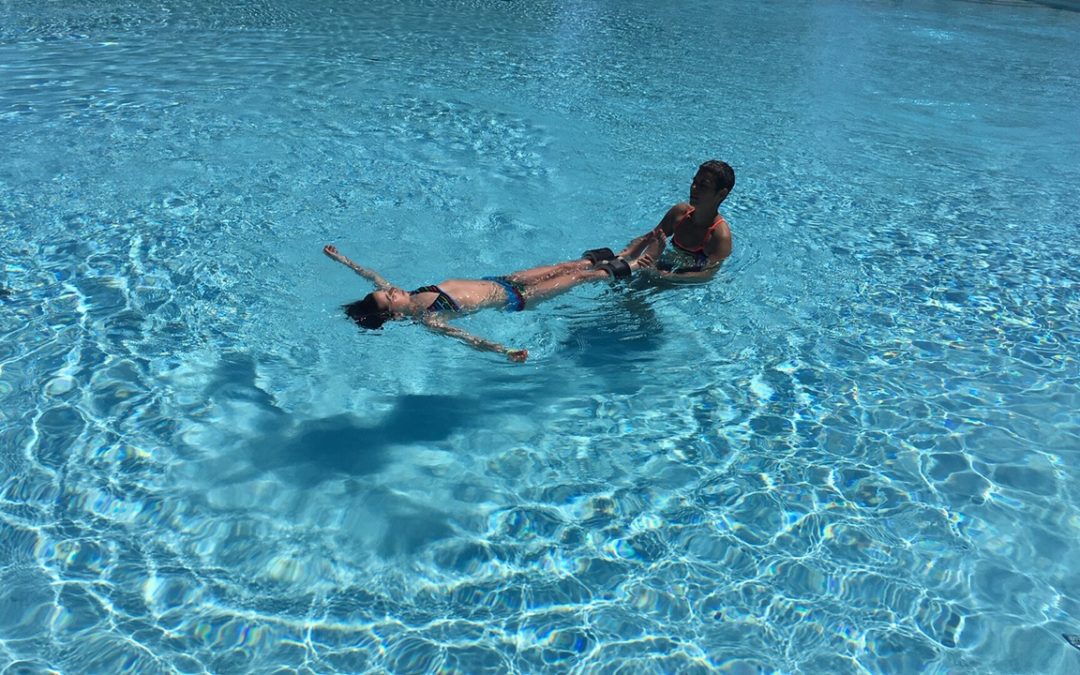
[2,0,1079,671]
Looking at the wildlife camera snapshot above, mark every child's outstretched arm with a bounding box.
[323,244,392,289]
[421,316,528,362]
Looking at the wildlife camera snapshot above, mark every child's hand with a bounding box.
[507,349,528,362]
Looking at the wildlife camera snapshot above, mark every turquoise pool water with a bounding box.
[2,0,1080,672]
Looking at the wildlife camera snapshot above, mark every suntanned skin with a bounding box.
[626,168,732,279]
[324,237,658,362]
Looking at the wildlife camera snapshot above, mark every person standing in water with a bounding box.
[628,159,734,278]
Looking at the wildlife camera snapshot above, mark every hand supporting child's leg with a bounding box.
[618,228,665,261]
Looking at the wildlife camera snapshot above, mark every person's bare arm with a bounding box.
[323,244,392,289]
[618,203,689,261]
[620,229,660,258]
[656,203,693,237]
[421,315,528,362]
[618,226,666,260]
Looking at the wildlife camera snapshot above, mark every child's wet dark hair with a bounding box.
[343,293,390,330]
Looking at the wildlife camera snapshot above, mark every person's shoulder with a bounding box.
[656,202,693,235]
[668,202,692,218]
[660,202,692,227]
[707,217,732,258]
[713,212,732,235]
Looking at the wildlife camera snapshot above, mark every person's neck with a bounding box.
[689,204,718,229]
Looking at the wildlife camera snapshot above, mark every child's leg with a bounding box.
[505,258,593,286]
[512,266,612,304]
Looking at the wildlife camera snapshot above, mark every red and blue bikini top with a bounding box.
[671,207,725,255]
[660,208,725,270]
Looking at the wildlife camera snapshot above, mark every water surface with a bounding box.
[2,0,1079,672]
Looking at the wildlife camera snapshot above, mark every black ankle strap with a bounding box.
[597,257,631,279]
[582,247,616,263]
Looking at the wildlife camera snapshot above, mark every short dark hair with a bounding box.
[344,293,390,330]
[698,160,735,193]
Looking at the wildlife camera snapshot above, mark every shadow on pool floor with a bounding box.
[261,394,482,483]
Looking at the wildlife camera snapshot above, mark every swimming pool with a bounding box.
[2,0,1079,671]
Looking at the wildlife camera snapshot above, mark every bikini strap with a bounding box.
[672,214,724,253]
